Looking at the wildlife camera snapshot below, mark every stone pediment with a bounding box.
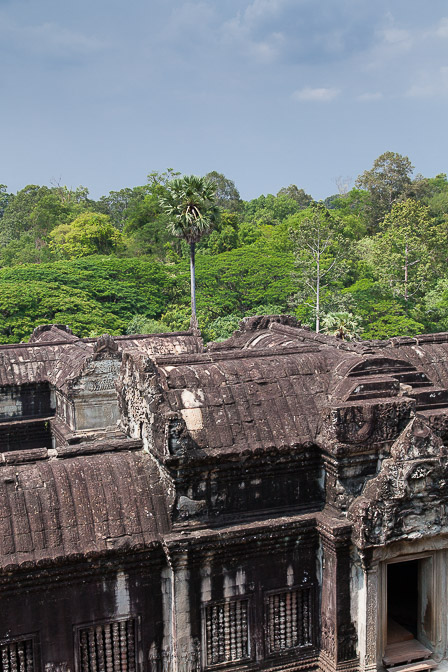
[349,416,448,549]
[67,336,122,395]
[92,333,121,360]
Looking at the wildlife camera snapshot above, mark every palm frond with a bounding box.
[159,175,220,243]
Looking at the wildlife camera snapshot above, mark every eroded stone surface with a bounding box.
[2,318,448,672]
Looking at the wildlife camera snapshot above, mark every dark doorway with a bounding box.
[387,560,419,643]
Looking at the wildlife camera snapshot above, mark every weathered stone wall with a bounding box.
[0,383,53,422]
[0,556,164,672]
[168,450,324,524]
[157,519,320,672]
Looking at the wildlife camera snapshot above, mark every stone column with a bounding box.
[158,550,200,672]
[318,517,359,672]
[359,563,379,672]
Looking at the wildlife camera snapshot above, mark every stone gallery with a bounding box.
[1,315,448,672]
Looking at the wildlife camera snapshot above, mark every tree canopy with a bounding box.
[355,151,415,230]
[49,212,124,258]
[2,155,448,344]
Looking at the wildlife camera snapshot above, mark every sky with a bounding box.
[1,0,448,201]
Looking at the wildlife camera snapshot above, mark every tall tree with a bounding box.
[159,175,219,326]
[204,171,242,212]
[97,187,142,230]
[366,199,433,307]
[356,151,414,230]
[277,185,312,208]
[243,193,302,226]
[119,171,182,258]
[0,184,90,249]
[0,185,12,219]
[290,202,345,332]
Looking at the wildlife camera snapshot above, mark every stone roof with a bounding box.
[139,317,368,455]
[141,320,448,457]
[156,347,332,452]
[4,317,448,571]
[0,443,169,572]
[380,336,448,388]
[0,325,202,389]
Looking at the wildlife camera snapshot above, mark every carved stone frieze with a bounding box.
[349,417,448,549]
[148,640,201,672]
[337,623,357,662]
[321,614,336,657]
[322,398,415,454]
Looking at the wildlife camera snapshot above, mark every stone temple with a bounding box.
[1,315,448,672]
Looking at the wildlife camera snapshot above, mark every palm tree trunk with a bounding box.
[190,242,197,327]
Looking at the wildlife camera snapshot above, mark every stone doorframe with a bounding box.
[357,544,448,672]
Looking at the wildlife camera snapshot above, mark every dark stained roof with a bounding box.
[380,337,448,389]
[140,316,369,454]
[0,325,202,389]
[150,320,448,455]
[155,348,335,453]
[0,446,169,572]
[3,317,448,572]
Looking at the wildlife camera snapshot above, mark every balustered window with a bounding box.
[0,638,35,672]
[266,587,313,654]
[78,619,136,672]
[204,598,250,667]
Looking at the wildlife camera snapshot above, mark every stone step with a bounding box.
[392,371,433,387]
[349,365,415,377]
[409,388,448,410]
[348,376,400,401]
[383,639,433,667]
[386,661,437,672]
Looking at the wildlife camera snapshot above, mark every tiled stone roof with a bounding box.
[156,348,332,452]
[0,445,169,572]
[0,325,202,389]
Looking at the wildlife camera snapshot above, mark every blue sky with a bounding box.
[1,0,448,200]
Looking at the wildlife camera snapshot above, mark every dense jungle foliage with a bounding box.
[1,155,448,344]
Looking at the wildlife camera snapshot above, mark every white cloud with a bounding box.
[381,27,412,48]
[243,0,289,26]
[292,86,340,102]
[363,19,414,72]
[221,1,394,70]
[221,0,286,43]
[221,4,287,64]
[406,67,448,98]
[435,17,448,38]
[357,92,383,101]
[0,16,107,57]
[247,40,278,64]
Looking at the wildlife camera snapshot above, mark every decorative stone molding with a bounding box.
[349,417,448,549]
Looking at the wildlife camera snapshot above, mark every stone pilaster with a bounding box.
[318,514,359,672]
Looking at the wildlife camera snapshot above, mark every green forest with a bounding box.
[1,152,448,345]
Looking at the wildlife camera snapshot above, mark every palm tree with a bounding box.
[321,311,363,341]
[159,175,219,328]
